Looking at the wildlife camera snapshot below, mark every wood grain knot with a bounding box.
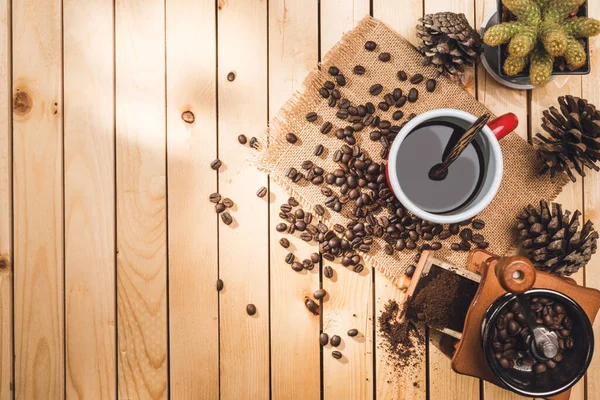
[0,255,10,271]
[181,110,195,124]
[13,90,32,116]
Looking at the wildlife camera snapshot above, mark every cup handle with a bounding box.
[488,112,518,141]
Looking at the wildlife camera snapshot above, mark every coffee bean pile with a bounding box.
[493,296,574,374]
[209,192,234,225]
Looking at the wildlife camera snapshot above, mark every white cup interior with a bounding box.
[387,109,503,224]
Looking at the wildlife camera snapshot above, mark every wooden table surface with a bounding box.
[0,0,599,399]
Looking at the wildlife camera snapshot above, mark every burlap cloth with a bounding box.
[256,16,567,285]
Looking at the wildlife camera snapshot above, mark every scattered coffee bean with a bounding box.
[285,253,295,264]
[330,335,341,347]
[451,243,462,251]
[472,219,485,229]
[279,238,290,248]
[332,350,342,359]
[221,212,232,225]
[472,234,485,244]
[324,80,335,90]
[320,121,332,134]
[328,66,339,76]
[460,228,473,241]
[288,197,299,207]
[378,52,391,62]
[336,74,346,86]
[365,40,377,51]
[314,204,325,216]
[409,73,424,84]
[209,192,221,203]
[319,87,330,98]
[314,289,327,300]
[430,242,442,250]
[222,198,234,208]
[276,223,288,232]
[305,298,319,315]
[238,134,247,144]
[302,259,314,270]
[246,304,256,316]
[354,264,364,273]
[313,144,325,156]
[311,253,320,263]
[408,88,419,102]
[392,110,403,121]
[306,112,318,122]
[397,70,408,81]
[227,71,236,81]
[249,137,258,149]
[324,266,333,279]
[210,159,222,170]
[405,265,416,277]
[320,333,329,346]
[370,84,383,95]
[216,279,224,291]
[347,328,359,337]
[300,232,313,242]
[286,132,298,144]
[292,261,303,272]
[353,65,366,75]
[215,203,226,213]
[426,79,437,92]
[256,186,267,198]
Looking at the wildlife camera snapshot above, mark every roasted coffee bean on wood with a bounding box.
[305,298,320,315]
[216,279,224,291]
[330,335,341,347]
[222,198,234,208]
[209,192,221,203]
[285,253,295,264]
[249,136,258,149]
[237,134,247,144]
[210,159,222,170]
[246,304,257,316]
[324,265,334,279]
[279,238,290,248]
[314,289,327,300]
[320,333,329,346]
[347,329,359,337]
[332,350,342,359]
[221,212,233,225]
[256,186,267,198]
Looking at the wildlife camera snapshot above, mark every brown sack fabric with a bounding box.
[256,16,566,285]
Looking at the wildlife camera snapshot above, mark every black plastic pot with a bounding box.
[497,0,591,79]
[481,289,594,398]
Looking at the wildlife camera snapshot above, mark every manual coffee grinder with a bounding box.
[400,249,600,399]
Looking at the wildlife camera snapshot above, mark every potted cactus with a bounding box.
[483,0,600,86]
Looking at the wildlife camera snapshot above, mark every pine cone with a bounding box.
[517,200,598,277]
[416,12,483,84]
[534,95,600,182]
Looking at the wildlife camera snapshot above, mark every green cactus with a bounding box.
[508,28,538,57]
[564,37,587,68]
[563,17,600,38]
[483,0,600,85]
[529,47,554,86]
[504,55,529,75]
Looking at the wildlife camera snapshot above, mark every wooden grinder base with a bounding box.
[451,250,600,400]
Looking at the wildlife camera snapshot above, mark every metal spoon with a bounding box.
[428,113,492,181]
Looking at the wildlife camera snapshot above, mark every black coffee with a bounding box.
[395,121,485,214]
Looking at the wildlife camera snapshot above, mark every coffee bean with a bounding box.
[379,52,391,62]
[276,223,287,232]
[300,232,313,242]
[397,70,408,81]
[430,242,442,250]
[460,228,473,241]
[292,261,303,272]
[216,279,224,291]
[306,112,318,122]
[328,66,339,76]
[221,212,233,225]
[227,71,236,81]
[472,219,485,229]
[354,264,364,273]
[438,229,451,240]
[209,192,221,203]
[215,203,226,213]
[336,74,346,86]
[302,259,314,270]
[392,110,403,121]
[238,134,247,144]
[314,205,325,216]
[378,102,389,111]
[314,289,327,300]
[279,238,290,249]
[286,132,298,144]
[331,89,341,99]
[313,144,325,157]
[288,197,299,206]
[353,65,366,75]
[330,335,341,347]
[246,304,257,316]
[405,265,416,277]
[347,329,359,337]
[249,136,258,149]
[426,79,437,92]
[392,88,402,100]
[210,159,222,170]
[256,186,267,198]
[319,87,330,98]
[409,73,424,84]
[285,253,295,264]
[295,221,306,231]
[305,298,319,315]
[320,333,329,346]
[320,121,332,134]
[408,88,419,102]
[324,265,333,279]
[365,40,377,51]
[460,241,472,251]
[472,234,485,244]
[332,350,342,359]
[370,84,383,95]
[324,80,335,90]
[451,243,462,251]
[222,198,233,208]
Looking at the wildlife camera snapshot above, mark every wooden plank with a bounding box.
[115,0,167,398]
[422,0,479,398]
[530,75,584,400]
[12,0,64,397]
[0,0,11,397]
[371,1,427,399]
[268,1,321,399]
[320,2,374,399]
[217,1,270,398]
[63,0,116,398]
[166,0,219,398]
[475,0,530,398]
[583,1,600,397]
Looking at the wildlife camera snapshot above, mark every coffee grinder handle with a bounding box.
[495,256,536,294]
